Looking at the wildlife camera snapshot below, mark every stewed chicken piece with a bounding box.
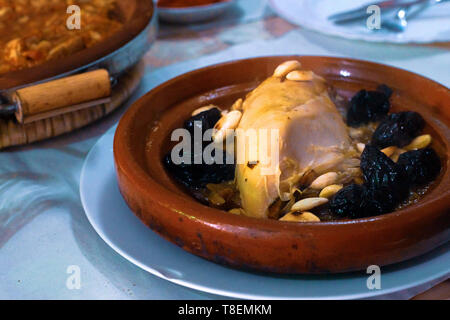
[232,61,358,218]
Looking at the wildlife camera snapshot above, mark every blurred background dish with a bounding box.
[269,0,450,43]
[0,0,157,149]
[0,0,156,91]
[158,0,236,24]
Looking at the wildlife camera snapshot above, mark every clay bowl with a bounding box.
[114,56,450,274]
[0,0,154,91]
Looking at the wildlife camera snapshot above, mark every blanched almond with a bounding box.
[273,60,302,78]
[286,70,314,81]
[405,134,432,151]
[356,143,366,153]
[228,208,244,215]
[381,146,397,157]
[291,197,328,212]
[213,110,242,143]
[319,184,343,199]
[231,98,243,111]
[310,172,339,189]
[191,105,217,116]
[280,211,320,222]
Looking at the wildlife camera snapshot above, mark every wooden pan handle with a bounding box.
[13,69,111,124]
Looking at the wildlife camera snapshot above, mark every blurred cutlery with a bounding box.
[328,0,427,23]
[382,0,449,32]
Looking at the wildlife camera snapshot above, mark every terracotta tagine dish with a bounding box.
[114,56,450,274]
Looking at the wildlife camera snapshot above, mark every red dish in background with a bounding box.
[158,0,229,8]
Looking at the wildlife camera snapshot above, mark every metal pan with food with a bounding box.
[0,0,157,124]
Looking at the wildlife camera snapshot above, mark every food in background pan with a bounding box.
[158,0,228,8]
[164,60,442,222]
[0,0,123,74]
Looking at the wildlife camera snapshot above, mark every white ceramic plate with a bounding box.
[158,0,236,24]
[269,0,450,43]
[80,126,450,299]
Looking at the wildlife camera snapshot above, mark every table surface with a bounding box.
[0,0,448,300]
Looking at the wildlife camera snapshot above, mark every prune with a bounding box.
[360,145,410,212]
[364,185,403,216]
[164,151,235,189]
[376,84,393,99]
[397,148,441,186]
[184,108,221,135]
[371,112,425,149]
[346,90,390,127]
[329,184,368,218]
[164,108,235,188]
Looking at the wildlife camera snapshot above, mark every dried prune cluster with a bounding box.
[346,85,391,127]
[164,153,235,189]
[330,146,409,218]
[371,112,425,149]
[184,108,221,135]
[397,148,441,186]
[164,108,235,189]
[361,145,410,203]
[329,184,367,219]
[361,145,410,215]
[376,84,393,99]
[331,145,441,219]
[331,85,442,219]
